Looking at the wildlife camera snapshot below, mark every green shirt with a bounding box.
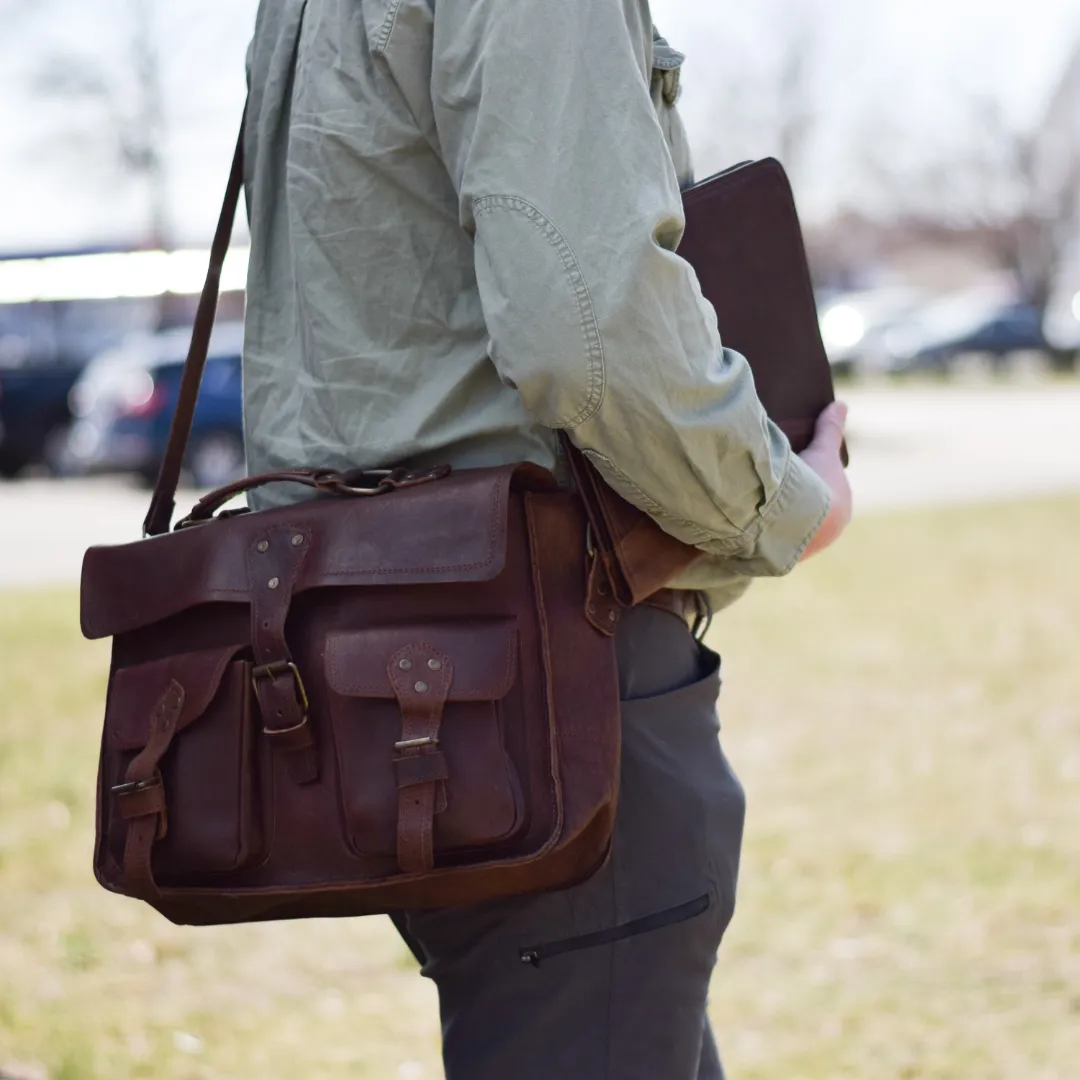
[243,0,831,609]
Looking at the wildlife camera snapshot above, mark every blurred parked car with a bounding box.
[881,293,1051,373]
[818,287,926,375]
[0,290,158,478]
[65,323,245,488]
[0,359,82,477]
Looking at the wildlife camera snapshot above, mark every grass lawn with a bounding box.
[2,495,1078,1079]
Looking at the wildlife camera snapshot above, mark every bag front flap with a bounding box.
[106,644,246,750]
[82,465,519,640]
[325,621,518,701]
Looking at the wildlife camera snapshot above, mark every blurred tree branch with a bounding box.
[691,0,826,188]
[773,8,819,183]
[883,44,1080,312]
[31,0,172,248]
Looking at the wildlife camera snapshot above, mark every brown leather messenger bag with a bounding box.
[81,119,702,926]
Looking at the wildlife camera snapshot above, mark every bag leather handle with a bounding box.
[174,464,452,529]
[143,114,246,537]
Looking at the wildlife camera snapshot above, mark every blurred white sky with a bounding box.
[1,0,1078,252]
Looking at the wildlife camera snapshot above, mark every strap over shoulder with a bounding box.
[143,114,246,537]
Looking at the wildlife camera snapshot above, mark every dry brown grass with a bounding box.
[712,494,1080,1079]
[2,494,1078,1079]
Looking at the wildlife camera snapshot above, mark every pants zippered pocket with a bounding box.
[519,893,710,968]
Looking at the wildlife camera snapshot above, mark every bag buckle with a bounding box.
[314,468,393,496]
[252,660,310,720]
[318,465,452,498]
[111,771,167,839]
[111,774,162,797]
[394,736,438,751]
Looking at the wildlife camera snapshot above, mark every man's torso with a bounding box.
[243,0,690,507]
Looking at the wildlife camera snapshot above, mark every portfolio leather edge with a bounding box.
[594,157,843,599]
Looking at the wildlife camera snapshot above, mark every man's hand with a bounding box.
[798,401,853,561]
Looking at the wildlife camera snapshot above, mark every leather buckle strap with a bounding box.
[388,644,454,874]
[394,745,450,792]
[247,529,319,784]
[252,659,318,776]
[111,774,163,797]
[253,660,310,725]
[115,681,185,901]
[113,770,168,840]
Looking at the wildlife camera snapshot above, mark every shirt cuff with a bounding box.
[702,451,832,577]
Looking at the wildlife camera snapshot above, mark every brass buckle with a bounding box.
[110,775,162,797]
[252,660,310,718]
[394,736,438,751]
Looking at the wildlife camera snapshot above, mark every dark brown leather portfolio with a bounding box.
[584,157,844,605]
[679,157,839,456]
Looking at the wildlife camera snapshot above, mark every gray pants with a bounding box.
[392,605,746,1079]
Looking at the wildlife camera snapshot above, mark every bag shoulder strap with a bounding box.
[143,114,246,537]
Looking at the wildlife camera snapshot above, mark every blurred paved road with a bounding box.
[842,382,1080,512]
[2,383,1078,588]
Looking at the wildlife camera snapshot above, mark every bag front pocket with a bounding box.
[324,620,524,860]
[103,644,269,880]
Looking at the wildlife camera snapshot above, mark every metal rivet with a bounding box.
[398,658,413,671]
[608,610,616,622]
[414,681,429,694]
[268,577,280,590]
[256,540,269,553]
[588,604,597,615]
[291,534,304,547]
[427,659,442,671]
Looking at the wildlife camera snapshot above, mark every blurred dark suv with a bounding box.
[0,294,154,477]
[65,324,245,488]
[903,302,1051,372]
[0,362,82,477]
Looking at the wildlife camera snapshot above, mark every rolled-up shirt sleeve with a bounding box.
[431,0,831,577]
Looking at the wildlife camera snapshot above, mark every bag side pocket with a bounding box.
[103,645,269,881]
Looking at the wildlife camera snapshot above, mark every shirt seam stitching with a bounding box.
[473,194,605,428]
[373,0,404,54]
